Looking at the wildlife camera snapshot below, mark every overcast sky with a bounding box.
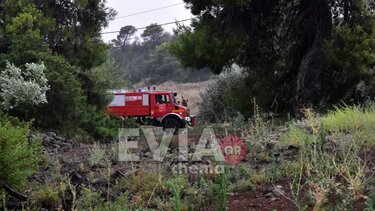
[101,0,193,42]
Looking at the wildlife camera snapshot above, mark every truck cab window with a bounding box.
[156,94,170,104]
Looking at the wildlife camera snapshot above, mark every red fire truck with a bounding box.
[106,89,196,128]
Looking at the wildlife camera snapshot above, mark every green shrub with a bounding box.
[197,65,248,124]
[32,184,60,209]
[0,112,41,189]
[76,186,103,210]
[80,106,138,143]
[321,105,375,133]
[166,176,187,211]
[281,125,313,146]
[118,171,162,207]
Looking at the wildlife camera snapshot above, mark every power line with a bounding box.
[101,18,192,35]
[115,3,185,20]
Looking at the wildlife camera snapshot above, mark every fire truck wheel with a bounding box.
[162,116,183,129]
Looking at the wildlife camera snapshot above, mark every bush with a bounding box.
[32,184,60,210]
[0,61,49,118]
[76,186,103,210]
[281,125,313,146]
[198,64,248,124]
[118,171,162,207]
[80,106,138,143]
[0,112,41,189]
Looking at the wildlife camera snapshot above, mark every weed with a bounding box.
[1,191,7,211]
[88,143,106,166]
[266,162,283,183]
[118,170,162,207]
[32,184,61,210]
[281,125,312,146]
[249,169,268,188]
[321,105,375,133]
[76,186,103,209]
[218,171,228,211]
[288,152,307,210]
[365,198,375,211]
[166,176,187,211]
[280,160,301,179]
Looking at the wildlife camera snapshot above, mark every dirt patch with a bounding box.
[204,181,298,211]
[228,183,297,211]
[134,81,211,115]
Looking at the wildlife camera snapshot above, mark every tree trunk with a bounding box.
[295,30,327,109]
[293,0,332,116]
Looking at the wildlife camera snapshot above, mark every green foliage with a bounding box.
[281,125,313,146]
[169,24,244,74]
[283,108,370,209]
[80,107,138,142]
[79,58,129,107]
[324,24,375,104]
[0,113,41,189]
[171,0,375,116]
[217,172,228,211]
[198,65,248,123]
[166,176,187,211]
[141,23,165,44]
[321,105,375,133]
[365,198,375,211]
[32,184,61,209]
[0,0,121,139]
[76,186,103,210]
[34,55,86,137]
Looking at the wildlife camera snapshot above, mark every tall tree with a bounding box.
[0,0,121,137]
[109,24,212,85]
[170,0,375,116]
[112,25,137,67]
[141,23,165,44]
[112,25,137,49]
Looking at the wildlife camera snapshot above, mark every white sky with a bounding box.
[101,0,193,43]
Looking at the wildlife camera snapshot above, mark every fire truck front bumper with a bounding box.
[185,116,196,127]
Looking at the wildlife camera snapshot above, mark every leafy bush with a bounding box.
[0,61,49,114]
[80,107,138,143]
[198,65,248,124]
[0,112,41,189]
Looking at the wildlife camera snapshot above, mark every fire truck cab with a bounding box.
[107,90,196,128]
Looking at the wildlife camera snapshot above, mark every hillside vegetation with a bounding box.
[2,105,375,210]
[109,24,212,85]
[1,0,375,210]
